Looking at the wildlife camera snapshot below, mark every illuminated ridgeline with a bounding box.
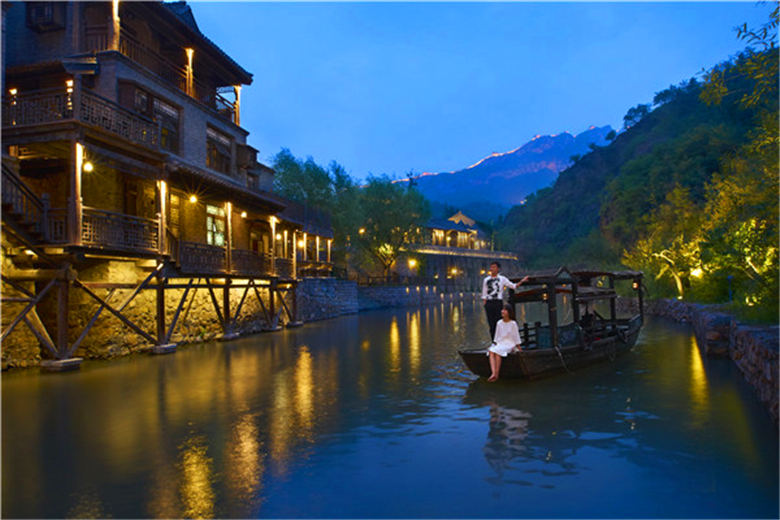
[0,1,333,370]
[401,211,518,289]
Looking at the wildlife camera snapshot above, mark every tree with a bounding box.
[698,2,779,309]
[622,103,651,129]
[353,176,430,276]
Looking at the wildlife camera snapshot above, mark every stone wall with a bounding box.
[358,285,480,311]
[295,279,481,322]
[618,297,779,425]
[296,279,358,322]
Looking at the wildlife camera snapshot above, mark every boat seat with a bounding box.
[531,324,582,349]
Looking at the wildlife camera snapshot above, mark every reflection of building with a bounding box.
[1,1,332,368]
[402,211,518,288]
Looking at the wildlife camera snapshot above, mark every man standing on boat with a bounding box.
[482,262,529,341]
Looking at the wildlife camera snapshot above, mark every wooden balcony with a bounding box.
[178,241,226,274]
[83,29,238,124]
[275,258,294,280]
[297,260,334,278]
[232,249,272,277]
[81,207,159,252]
[2,87,159,150]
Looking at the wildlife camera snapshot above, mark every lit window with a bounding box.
[206,204,226,246]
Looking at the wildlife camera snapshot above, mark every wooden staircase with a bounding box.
[1,160,48,247]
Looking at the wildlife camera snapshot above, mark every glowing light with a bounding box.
[82,161,94,173]
[690,268,704,279]
[189,195,197,203]
[276,234,282,240]
[298,240,305,248]
[408,259,417,269]
[359,228,365,235]
[240,211,247,218]
[8,88,17,96]
[451,267,458,275]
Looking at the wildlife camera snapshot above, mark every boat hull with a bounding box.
[459,324,641,380]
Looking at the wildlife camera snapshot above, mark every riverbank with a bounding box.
[619,297,779,426]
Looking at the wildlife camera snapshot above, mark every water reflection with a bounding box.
[179,436,215,519]
[1,310,777,519]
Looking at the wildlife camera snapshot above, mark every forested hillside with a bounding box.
[500,10,778,318]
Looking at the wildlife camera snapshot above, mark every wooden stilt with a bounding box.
[152,269,176,354]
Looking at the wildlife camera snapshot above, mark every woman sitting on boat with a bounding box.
[487,305,523,382]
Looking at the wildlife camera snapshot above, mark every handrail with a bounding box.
[1,164,47,239]
[2,87,160,149]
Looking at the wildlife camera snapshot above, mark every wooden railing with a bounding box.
[275,258,294,279]
[2,87,72,127]
[179,241,226,274]
[82,207,159,251]
[47,209,67,244]
[1,164,48,239]
[297,260,333,278]
[81,28,235,123]
[79,91,159,148]
[2,88,159,150]
[232,249,272,276]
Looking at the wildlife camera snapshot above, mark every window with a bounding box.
[26,2,65,32]
[124,85,180,154]
[206,204,226,246]
[207,127,232,175]
[154,98,180,154]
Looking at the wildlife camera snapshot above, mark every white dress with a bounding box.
[487,319,522,357]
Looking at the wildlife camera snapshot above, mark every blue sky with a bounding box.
[189,1,772,181]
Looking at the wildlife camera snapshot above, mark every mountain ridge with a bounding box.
[404,125,613,222]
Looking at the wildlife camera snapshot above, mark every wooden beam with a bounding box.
[74,281,156,345]
[166,279,194,344]
[0,277,57,344]
[67,288,117,358]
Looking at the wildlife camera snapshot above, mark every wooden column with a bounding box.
[571,282,580,325]
[270,217,276,275]
[68,140,83,246]
[234,85,241,126]
[158,180,167,255]
[225,202,233,272]
[609,276,617,331]
[292,231,298,278]
[109,0,121,51]
[223,278,231,332]
[546,285,558,349]
[156,270,166,344]
[56,274,70,359]
[636,277,644,318]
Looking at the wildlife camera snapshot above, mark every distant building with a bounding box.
[1,1,332,368]
[400,211,518,289]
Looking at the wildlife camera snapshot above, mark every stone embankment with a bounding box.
[296,279,479,322]
[619,297,779,425]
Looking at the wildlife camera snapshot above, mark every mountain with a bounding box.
[406,126,613,222]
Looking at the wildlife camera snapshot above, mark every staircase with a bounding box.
[1,159,48,246]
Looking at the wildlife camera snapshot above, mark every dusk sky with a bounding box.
[189,1,771,181]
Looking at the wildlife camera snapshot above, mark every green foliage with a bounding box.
[622,103,651,129]
[272,150,430,275]
[353,176,431,275]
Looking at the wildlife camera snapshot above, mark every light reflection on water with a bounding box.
[2,303,778,519]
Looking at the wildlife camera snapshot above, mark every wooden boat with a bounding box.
[459,267,644,380]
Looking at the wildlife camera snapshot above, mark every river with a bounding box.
[2,301,778,518]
